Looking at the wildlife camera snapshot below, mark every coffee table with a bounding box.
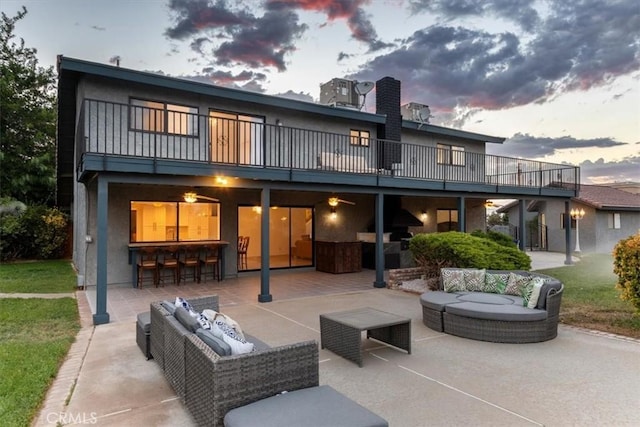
[320,307,411,367]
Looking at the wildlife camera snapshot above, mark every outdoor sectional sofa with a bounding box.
[149,295,319,426]
[149,295,389,427]
[420,268,563,343]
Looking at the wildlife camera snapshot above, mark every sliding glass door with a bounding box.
[237,206,313,271]
[209,110,264,165]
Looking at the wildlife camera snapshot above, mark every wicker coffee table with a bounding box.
[320,307,411,367]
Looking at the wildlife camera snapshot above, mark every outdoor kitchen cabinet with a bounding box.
[315,241,362,274]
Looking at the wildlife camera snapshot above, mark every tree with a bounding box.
[487,212,508,227]
[0,7,57,205]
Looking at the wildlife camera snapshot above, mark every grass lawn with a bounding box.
[537,253,640,339]
[0,260,80,426]
[0,260,77,293]
[0,298,80,427]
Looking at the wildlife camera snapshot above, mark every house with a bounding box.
[56,56,579,324]
[498,184,640,254]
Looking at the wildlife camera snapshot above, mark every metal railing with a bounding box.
[78,99,579,190]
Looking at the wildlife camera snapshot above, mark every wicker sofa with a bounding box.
[149,296,319,427]
[420,269,563,343]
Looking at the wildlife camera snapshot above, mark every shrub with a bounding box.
[470,229,517,248]
[613,232,640,313]
[409,231,530,277]
[0,203,69,261]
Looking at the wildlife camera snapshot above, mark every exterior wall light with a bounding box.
[420,210,427,221]
[330,206,337,219]
[183,192,198,203]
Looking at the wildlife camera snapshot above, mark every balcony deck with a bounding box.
[76,99,579,197]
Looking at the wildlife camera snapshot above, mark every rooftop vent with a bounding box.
[320,78,373,110]
[401,102,431,127]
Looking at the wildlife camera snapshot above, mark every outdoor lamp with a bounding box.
[183,192,198,203]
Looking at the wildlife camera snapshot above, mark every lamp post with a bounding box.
[570,208,585,253]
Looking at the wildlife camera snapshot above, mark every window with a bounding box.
[437,209,459,232]
[560,214,576,229]
[608,213,621,229]
[130,201,220,242]
[437,143,465,166]
[350,129,370,146]
[130,99,199,136]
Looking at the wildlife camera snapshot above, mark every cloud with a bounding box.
[279,0,393,52]
[409,0,541,32]
[273,90,314,103]
[181,68,267,92]
[487,133,628,158]
[165,0,307,71]
[351,0,640,125]
[578,156,640,184]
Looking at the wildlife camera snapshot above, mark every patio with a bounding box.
[34,258,640,426]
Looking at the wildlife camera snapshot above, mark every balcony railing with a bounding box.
[78,99,579,191]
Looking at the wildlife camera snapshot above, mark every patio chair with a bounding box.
[200,244,220,282]
[158,246,180,286]
[136,247,158,288]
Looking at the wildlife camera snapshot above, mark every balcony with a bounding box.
[76,99,579,196]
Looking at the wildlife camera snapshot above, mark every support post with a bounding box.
[457,196,466,232]
[373,192,386,288]
[258,187,272,302]
[518,199,526,251]
[93,177,110,325]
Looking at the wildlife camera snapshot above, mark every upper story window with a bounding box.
[350,129,370,146]
[130,98,199,136]
[437,143,465,166]
[608,213,621,229]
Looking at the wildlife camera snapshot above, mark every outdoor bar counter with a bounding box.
[128,241,229,287]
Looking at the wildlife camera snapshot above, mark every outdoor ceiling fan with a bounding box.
[327,196,355,207]
[183,192,219,203]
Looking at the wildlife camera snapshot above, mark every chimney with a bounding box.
[375,77,401,169]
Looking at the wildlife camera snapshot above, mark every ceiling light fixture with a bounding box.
[183,192,219,203]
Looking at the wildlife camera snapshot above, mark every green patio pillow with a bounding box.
[525,277,545,308]
[463,269,486,292]
[505,273,530,296]
[483,272,509,294]
[442,269,466,292]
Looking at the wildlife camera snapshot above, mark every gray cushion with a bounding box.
[457,293,521,305]
[174,306,200,333]
[136,311,151,333]
[161,300,176,314]
[420,291,462,311]
[196,328,231,356]
[223,385,388,427]
[445,302,548,322]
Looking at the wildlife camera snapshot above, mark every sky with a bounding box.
[3,0,639,184]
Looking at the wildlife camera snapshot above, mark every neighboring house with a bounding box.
[56,56,579,324]
[499,185,640,254]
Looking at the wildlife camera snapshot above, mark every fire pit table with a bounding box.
[320,307,411,367]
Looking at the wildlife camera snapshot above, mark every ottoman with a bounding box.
[223,385,388,427]
[136,311,152,360]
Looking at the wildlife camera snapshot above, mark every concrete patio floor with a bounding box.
[33,253,639,426]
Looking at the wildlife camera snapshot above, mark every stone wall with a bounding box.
[387,267,424,289]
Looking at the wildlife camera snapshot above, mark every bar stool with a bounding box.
[237,236,249,270]
[200,245,220,282]
[136,247,158,288]
[179,245,201,284]
[158,245,180,286]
